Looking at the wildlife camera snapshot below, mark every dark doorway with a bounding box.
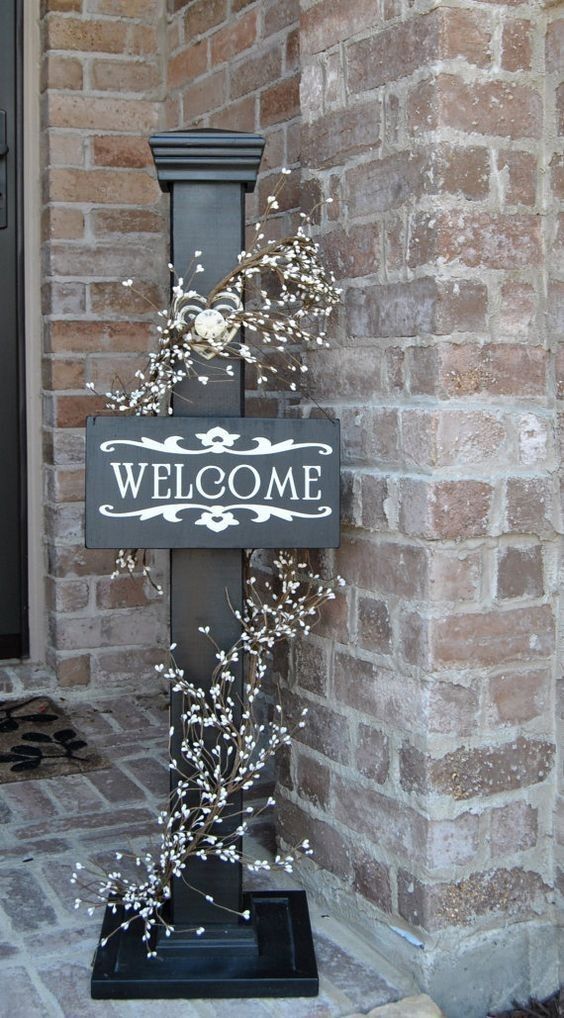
[0,0,27,659]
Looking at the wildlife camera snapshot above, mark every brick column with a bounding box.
[273,2,560,1014]
[40,0,169,687]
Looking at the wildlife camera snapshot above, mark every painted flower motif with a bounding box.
[194,508,239,533]
[195,426,240,452]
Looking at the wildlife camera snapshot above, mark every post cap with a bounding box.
[149,128,265,193]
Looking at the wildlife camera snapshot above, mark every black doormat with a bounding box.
[0,696,107,783]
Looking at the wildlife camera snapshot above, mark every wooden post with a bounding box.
[150,131,263,927]
[90,130,319,999]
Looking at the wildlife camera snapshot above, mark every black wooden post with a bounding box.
[90,129,319,998]
[151,130,262,928]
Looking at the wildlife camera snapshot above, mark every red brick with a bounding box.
[231,47,281,98]
[44,357,85,390]
[263,0,298,36]
[303,104,380,169]
[54,393,108,428]
[210,9,257,62]
[426,681,479,737]
[87,0,161,15]
[352,849,392,912]
[440,8,492,67]
[551,153,564,198]
[90,58,158,93]
[182,69,227,117]
[347,278,433,339]
[490,802,538,856]
[320,224,379,279]
[47,577,89,612]
[435,279,488,333]
[57,653,91,687]
[356,724,389,783]
[47,168,158,205]
[356,596,392,655]
[432,605,555,668]
[360,474,389,532]
[49,613,102,651]
[334,775,427,863]
[45,16,128,52]
[334,653,417,728]
[348,15,437,92]
[337,537,427,598]
[42,206,85,241]
[91,135,152,168]
[293,638,330,697]
[208,95,256,133]
[128,24,157,56]
[260,75,300,127]
[168,41,208,89]
[399,479,493,540]
[46,94,159,131]
[305,347,383,401]
[96,575,154,609]
[505,477,555,534]
[43,281,86,315]
[497,545,543,600]
[42,0,81,8]
[498,150,537,206]
[546,18,564,73]
[286,27,299,71]
[278,799,352,880]
[45,133,85,169]
[45,466,85,502]
[438,145,490,200]
[91,208,164,236]
[499,281,536,335]
[440,344,546,398]
[501,18,533,71]
[408,74,542,140]
[47,320,154,354]
[89,281,164,316]
[410,210,541,270]
[339,407,400,466]
[41,54,83,91]
[401,737,554,799]
[487,669,547,725]
[398,866,549,931]
[296,753,331,809]
[301,0,376,54]
[184,0,227,38]
[428,549,481,603]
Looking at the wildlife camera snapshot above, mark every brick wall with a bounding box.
[38,0,562,1011]
[41,0,169,688]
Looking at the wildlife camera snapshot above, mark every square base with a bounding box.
[91,890,319,999]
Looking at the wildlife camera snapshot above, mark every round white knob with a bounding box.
[193,308,227,341]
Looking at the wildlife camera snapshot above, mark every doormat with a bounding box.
[0,696,107,784]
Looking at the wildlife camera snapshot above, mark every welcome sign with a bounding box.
[85,416,340,549]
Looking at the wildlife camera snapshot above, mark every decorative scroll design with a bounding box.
[100,426,333,458]
[99,502,332,533]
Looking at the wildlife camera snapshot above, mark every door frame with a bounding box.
[23,1,46,662]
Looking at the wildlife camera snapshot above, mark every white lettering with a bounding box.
[111,462,147,499]
[264,467,298,501]
[196,465,225,500]
[228,464,261,500]
[303,465,321,500]
[175,463,193,500]
[152,463,172,500]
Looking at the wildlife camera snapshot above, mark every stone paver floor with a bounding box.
[0,668,408,1018]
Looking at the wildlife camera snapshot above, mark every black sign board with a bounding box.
[85,416,340,550]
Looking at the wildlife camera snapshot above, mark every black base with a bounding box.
[91,890,319,999]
